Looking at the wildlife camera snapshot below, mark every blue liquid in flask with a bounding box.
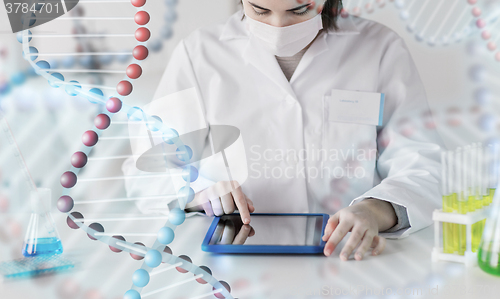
[22,189,63,257]
[22,237,63,257]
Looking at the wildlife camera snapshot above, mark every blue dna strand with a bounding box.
[341,0,393,17]
[394,0,486,46]
[18,0,236,298]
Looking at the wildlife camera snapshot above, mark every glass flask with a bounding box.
[22,188,63,257]
[478,186,499,276]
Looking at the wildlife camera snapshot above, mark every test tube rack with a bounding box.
[432,207,490,266]
[432,143,497,266]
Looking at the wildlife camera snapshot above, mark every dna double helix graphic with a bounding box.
[468,0,500,61]
[394,0,476,46]
[1,0,182,197]
[18,0,235,298]
[2,0,175,102]
[389,104,493,147]
[394,0,500,48]
[382,53,498,150]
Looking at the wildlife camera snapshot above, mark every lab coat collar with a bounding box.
[289,30,329,84]
[219,10,249,41]
[219,10,360,41]
[243,34,298,98]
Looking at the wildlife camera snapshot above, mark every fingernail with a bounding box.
[355,253,362,260]
[373,250,378,256]
[341,253,347,261]
[324,250,331,256]
[244,218,250,224]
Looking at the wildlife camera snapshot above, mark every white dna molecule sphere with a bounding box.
[18,0,236,298]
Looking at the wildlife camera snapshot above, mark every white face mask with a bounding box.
[246,13,323,57]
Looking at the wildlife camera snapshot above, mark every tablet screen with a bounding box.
[208,214,324,246]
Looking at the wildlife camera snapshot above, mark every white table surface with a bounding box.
[1,213,499,299]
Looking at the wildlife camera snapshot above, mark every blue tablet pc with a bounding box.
[202,213,329,254]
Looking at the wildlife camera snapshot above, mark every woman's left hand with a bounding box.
[322,198,397,260]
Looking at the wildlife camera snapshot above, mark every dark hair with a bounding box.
[239,0,343,31]
[322,0,343,31]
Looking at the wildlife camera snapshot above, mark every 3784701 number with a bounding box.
[5,2,59,14]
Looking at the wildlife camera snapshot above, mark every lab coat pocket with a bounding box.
[322,95,378,184]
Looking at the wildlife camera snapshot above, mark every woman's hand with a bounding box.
[322,198,397,260]
[185,181,255,224]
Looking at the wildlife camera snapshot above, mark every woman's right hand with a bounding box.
[185,181,255,224]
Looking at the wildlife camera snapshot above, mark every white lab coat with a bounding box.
[122,10,443,239]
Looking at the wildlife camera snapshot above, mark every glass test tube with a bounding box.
[480,144,487,238]
[459,146,470,255]
[441,152,452,253]
[447,151,458,253]
[454,148,462,254]
[484,144,492,206]
[471,144,484,252]
[491,143,499,203]
[478,143,486,207]
[471,144,478,212]
[471,144,478,252]
[478,144,487,248]
[478,178,500,276]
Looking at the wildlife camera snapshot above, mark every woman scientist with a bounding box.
[123,0,442,260]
